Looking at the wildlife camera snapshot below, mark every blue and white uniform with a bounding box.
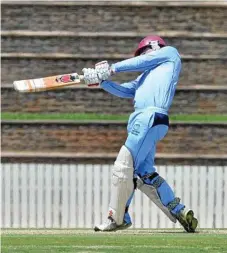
[101,46,185,224]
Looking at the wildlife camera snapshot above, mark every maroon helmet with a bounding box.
[134,35,166,56]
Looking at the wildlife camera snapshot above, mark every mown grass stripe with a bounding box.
[1,233,227,253]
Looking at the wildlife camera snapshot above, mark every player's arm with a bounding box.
[100,79,137,99]
[112,46,180,73]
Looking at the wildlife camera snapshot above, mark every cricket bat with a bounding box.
[13,73,84,92]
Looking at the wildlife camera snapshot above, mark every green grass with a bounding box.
[2,230,227,253]
[1,112,127,121]
[1,112,227,122]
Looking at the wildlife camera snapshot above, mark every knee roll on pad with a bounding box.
[109,146,134,225]
[113,145,133,180]
[137,174,179,223]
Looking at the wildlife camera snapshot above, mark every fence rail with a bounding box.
[1,163,226,229]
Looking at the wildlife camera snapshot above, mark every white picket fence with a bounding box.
[1,163,227,229]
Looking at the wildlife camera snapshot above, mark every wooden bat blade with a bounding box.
[13,73,84,92]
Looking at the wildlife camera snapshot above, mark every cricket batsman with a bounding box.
[82,35,198,232]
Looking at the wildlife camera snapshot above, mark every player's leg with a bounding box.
[136,129,184,219]
[127,116,185,222]
[115,192,134,230]
[120,111,170,227]
[94,110,151,231]
[124,112,198,232]
[137,168,198,232]
[134,116,198,232]
[94,145,135,231]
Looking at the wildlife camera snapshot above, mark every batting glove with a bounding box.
[82,68,100,87]
[95,61,113,81]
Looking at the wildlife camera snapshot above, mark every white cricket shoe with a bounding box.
[94,217,117,232]
[176,208,198,233]
[94,217,132,232]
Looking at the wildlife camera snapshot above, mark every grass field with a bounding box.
[2,112,227,122]
[1,229,227,253]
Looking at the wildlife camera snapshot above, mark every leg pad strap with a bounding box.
[167,197,181,211]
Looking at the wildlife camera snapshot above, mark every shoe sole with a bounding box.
[94,223,132,232]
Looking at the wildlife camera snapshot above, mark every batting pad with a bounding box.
[108,145,134,225]
[137,177,177,222]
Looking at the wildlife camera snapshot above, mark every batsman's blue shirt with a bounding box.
[100,46,181,114]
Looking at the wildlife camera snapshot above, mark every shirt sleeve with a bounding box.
[100,79,137,98]
[112,46,181,73]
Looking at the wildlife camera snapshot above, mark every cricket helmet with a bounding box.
[134,35,166,56]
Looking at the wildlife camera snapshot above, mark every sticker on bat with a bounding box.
[56,74,78,83]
